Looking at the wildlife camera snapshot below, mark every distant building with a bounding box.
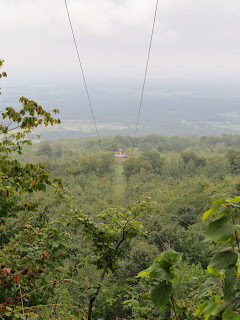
[115,149,128,160]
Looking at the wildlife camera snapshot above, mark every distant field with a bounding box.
[33,118,240,139]
[214,124,240,131]
[218,112,240,121]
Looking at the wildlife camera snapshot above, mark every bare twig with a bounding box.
[0,125,21,134]
[220,301,240,313]
[87,221,128,320]
[21,279,78,299]
[171,296,179,320]
[19,283,25,319]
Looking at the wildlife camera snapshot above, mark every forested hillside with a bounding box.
[1,59,240,319]
[3,129,240,318]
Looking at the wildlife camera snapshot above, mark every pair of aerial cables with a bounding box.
[64,0,159,154]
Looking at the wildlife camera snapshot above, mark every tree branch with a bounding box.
[87,221,128,320]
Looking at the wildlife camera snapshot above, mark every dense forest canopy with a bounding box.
[1,59,240,319]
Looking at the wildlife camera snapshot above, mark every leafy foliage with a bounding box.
[0,60,73,319]
[3,59,240,319]
[137,194,240,319]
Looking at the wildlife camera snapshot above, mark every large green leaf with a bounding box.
[158,258,171,270]
[205,194,227,211]
[160,250,182,265]
[205,216,237,242]
[151,282,173,307]
[228,196,240,204]
[204,295,222,316]
[149,261,172,281]
[203,195,227,221]
[224,266,238,303]
[198,277,220,297]
[195,301,209,316]
[209,249,238,270]
[223,307,240,320]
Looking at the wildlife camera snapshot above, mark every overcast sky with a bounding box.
[2,0,240,81]
[2,0,240,127]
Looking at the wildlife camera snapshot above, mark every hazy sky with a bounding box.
[2,0,240,81]
[2,0,240,128]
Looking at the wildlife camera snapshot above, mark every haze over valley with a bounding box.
[2,76,240,137]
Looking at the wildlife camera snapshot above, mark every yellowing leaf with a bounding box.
[136,267,151,278]
[203,198,227,221]
[228,196,240,203]
[207,266,220,276]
